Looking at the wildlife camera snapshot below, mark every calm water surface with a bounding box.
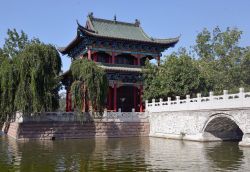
[1,133,250,172]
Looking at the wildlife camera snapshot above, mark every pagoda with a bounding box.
[59,13,179,112]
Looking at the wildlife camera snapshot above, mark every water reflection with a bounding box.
[0,135,250,171]
[0,136,150,172]
[206,142,244,170]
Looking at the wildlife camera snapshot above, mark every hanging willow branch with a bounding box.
[0,56,18,123]
[70,59,108,114]
[0,30,62,124]
[15,43,62,114]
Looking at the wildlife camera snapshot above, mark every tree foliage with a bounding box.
[195,27,248,93]
[143,27,250,100]
[70,59,108,113]
[0,29,62,123]
[15,43,62,114]
[143,59,161,100]
[3,29,29,58]
[0,57,18,122]
[143,49,206,100]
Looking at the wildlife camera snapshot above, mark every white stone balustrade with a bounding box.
[146,88,250,112]
[14,111,148,123]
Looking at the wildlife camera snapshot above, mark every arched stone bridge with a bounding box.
[146,88,250,146]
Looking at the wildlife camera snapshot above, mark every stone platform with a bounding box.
[5,121,149,140]
[2,112,149,140]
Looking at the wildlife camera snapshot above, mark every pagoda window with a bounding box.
[115,54,135,65]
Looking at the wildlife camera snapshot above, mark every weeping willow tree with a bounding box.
[15,43,62,114]
[0,29,62,123]
[0,53,19,123]
[70,59,108,114]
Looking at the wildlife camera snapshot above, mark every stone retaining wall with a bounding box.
[5,121,149,140]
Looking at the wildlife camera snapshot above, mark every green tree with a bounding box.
[0,29,62,123]
[0,55,18,122]
[143,49,206,100]
[241,47,250,90]
[142,59,162,100]
[160,50,206,98]
[3,29,29,58]
[15,43,62,114]
[70,59,108,114]
[195,27,246,93]
[0,29,30,122]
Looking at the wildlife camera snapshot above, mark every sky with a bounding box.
[0,0,250,72]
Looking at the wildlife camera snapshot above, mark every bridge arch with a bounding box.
[202,113,243,141]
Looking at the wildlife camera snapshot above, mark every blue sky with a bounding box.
[0,0,249,72]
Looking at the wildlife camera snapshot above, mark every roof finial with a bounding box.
[114,14,117,22]
[76,19,80,26]
[135,19,140,27]
[88,12,94,18]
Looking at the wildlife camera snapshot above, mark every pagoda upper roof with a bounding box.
[59,13,179,54]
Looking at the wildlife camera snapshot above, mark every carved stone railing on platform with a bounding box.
[14,111,148,123]
[146,88,250,112]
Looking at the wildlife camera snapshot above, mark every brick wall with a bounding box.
[6,121,149,140]
[6,122,19,138]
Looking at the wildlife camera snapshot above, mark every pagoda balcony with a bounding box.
[96,62,142,72]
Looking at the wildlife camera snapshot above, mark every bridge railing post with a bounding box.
[186,95,190,110]
[152,99,155,107]
[209,91,214,102]
[145,100,148,109]
[197,93,201,102]
[186,95,190,103]
[197,93,201,110]
[167,97,171,105]
[176,96,180,104]
[223,90,228,100]
[239,88,244,99]
[159,98,163,106]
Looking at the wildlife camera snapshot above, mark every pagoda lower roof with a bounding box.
[97,63,142,72]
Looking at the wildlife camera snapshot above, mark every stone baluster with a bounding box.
[167,97,171,105]
[239,87,245,99]
[223,90,228,100]
[159,98,163,106]
[176,96,180,104]
[197,93,201,103]
[186,95,190,103]
[145,100,148,108]
[209,91,214,102]
[152,99,155,106]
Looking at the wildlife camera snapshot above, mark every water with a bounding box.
[0,134,250,172]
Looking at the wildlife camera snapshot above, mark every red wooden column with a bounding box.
[108,53,112,64]
[137,54,141,66]
[93,53,97,62]
[108,87,112,110]
[88,49,92,60]
[112,52,115,64]
[139,85,143,112]
[133,85,137,112]
[113,82,117,112]
[133,58,137,65]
